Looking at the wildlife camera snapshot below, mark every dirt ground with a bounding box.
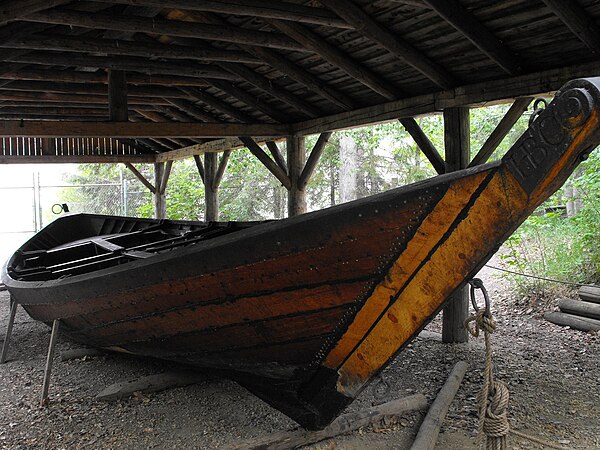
[1,265,599,450]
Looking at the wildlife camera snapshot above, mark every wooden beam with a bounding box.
[5,52,239,80]
[399,118,445,174]
[287,135,307,216]
[179,87,255,123]
[213,150,231,189]
[0,0,71,26]
[319,0,457,89]
[192,154,205,183]
[541,0,600,53]
[0,91,169,105]
[154,162,167,218]
[1,34,261,64]
[125,162,156,193]
[165,98,219,122]
[269,19,400,101]
[442,106,469,344]
[108,70,128,122]
[239,136,291,189]
[218,62,322,118]
[423,0,522,75]
[265,141,287,174]
[0,67,211,87]
[26,9,308,52]
[298,132,332,189]
[0,121,292,138]
[204,152,219,221]
[469,97,532,167]
[0,155,155,164]
[292,60,600,135]
[92,0,351,29]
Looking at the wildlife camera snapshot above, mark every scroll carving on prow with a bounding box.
[503,78,600,199]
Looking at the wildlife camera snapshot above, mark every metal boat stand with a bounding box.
[0,296,18,364]
[41,319,60,406]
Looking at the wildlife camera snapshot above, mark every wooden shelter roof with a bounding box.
[1,0,600,163]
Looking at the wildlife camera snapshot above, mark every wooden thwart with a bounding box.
[235,394,427,450]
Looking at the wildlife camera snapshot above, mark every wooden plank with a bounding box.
[0,121,291,138]
[26,9,307,52]
[423,0,522,75]
[541,0,600,53]
[1,34,260,64]
[108,70,128,122]
[469,97,533,167]
[0,155,155,164]
[179,87,255,123]
[269,19,399,101]
[0,0,71,26]
[165,98,220,122]
[399,118,445,174]
[320,0,456,89]
[240,137,291,189]
[92,0,351,29]
[411,361,469,450]
[292,60,600,135]
[96,371,205,400]
[236,394,428,449]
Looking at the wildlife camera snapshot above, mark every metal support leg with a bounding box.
[1,297,18,363]
[41,319,60,406]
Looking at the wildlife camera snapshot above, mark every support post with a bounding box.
[108,69,128,121]
[0,297,18,363]
[287,135,307,216]
[41,319,60,406]
[154,162,166,219]
[204,152,219,221]
[442,107,470,344]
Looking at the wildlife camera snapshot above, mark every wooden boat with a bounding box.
[3,78,600,430]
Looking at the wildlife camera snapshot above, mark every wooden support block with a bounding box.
[41,319,60,406]
[544,311,600,332]
[558,298,600,320]
[579,285,600,304]
[235,394,427,450]
[96,371,205,400]
[60,348,104,361]
[0,298,18,363]
[410,361,469,450]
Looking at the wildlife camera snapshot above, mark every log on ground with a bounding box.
[544,311,600,332]
[96,371,206,400]
[579,285,600,304]
[235,394,428,450]
[410,361,469,450]
[558,298,600,320]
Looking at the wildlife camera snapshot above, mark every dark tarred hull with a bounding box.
[4,78,600,429]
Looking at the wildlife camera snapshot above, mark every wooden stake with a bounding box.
[411,361,469,450]
[0,297,18,363]
[41,319,60,407]
[236,394,428,450]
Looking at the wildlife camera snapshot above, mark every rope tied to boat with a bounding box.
[465,278,509,450]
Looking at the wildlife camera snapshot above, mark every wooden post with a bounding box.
[0,297,18,363]
[204,152,219,221]
[108,69,128,121]
[287,135,307,216]
[41,319,60,406]
[154,162,166,219]
[442,107,470,344]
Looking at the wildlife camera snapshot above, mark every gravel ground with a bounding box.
[1,265,599,449]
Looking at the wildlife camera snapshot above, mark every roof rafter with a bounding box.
[0,0,72,26]
[540,0,600,53]
[91,0,351,29]
[319,0,457,89]
[268,19,400,101]
[179,87,257,123]
[25,8,309,52]
[423,0,522,75]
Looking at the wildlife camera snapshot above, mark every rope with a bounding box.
[484,264,589,287]
[465,280,509,450]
